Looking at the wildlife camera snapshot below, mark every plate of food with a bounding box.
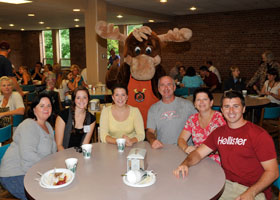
[248,94,260,98]
[123,170,156,188]
[39,168,75,189]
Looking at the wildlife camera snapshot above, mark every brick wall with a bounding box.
[145,8,280,83]
[0,30,40,70]
[69,27,86,69]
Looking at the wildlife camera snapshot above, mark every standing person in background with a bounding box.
[0,41,23,96]
[107,49,120,69]
[247,51,280,92]
[31,62,43,81]
[206,61,222,84]
[199,66,219,92]
[223,66,246,92]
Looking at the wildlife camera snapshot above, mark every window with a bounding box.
[42,30,53,65]
[59,29,71,67]
[127,24,142,35]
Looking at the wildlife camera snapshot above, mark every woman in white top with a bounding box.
[0,76,25,118]
[100,84,145,146]
[255,68,280,105]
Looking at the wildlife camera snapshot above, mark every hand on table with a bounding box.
[151,140,163,149]
[173,165,189,178]
[122,135,133,146]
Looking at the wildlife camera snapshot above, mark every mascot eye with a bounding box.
[134,46,141,55]
[145,47,152,55]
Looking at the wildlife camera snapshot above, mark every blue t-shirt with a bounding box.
[182,75,204,88]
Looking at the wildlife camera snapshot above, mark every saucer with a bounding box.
[123,171,156,187]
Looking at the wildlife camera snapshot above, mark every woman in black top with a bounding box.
[55,86,96,151]
[223,66,246,92]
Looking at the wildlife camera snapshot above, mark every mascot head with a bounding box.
[96,21,192,80]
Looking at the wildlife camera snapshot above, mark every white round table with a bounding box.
[24,142,225,200]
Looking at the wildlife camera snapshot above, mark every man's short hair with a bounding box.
[199,65,209,72]
[0,41,10,50]
[221,90,245,107]
[206,61,213,65]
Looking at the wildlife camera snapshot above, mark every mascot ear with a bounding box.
[158,28,192,42]
[95,21,127,42]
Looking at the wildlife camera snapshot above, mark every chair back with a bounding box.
[20,85,36,92]
[212,106,221,111]
[187,87,198,96]
[263,107,280,119]
[0,124,12,143]
[0,144,10,164]
[12,115,24,127]
[27,92,37,103]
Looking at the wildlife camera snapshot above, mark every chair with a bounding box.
[174,87,198,97]
[0,125,12,144]
[20,85,36,92]
[11,115,24,127]
[212,106,221,111]
[259,106,280,150]
[0,144,10,164]
[273,164,280,199]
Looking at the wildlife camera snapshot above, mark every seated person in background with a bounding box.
[41,64,53,84]
[146,76,197,149]
[174,65,186,86]
[247,50,280,93]
[174,90,279,200]
[55,86,96,151]
[169,61,182,80]
[68,64,88,89]
[223,66,246,92]
[18,66,32,85]
[31,62,43,81]
[53,63,63,89]
[100,84,145,146]
[199,65,219,92]
[181,66,204,88]
[40,73,62,120]
[58,71,71,104]
[0,76,24,127]
[206,60,222,84]
[107,49,120,69]
[0,93,57,200]
[177,88,225,164]
[254,68,280,106]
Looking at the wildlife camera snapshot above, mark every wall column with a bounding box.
[84,0,107,85]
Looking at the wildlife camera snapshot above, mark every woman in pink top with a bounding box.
[178,88,226,164]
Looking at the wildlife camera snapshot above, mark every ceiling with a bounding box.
[0,0,279,31]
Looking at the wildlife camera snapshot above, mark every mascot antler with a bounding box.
[96,21,192,43]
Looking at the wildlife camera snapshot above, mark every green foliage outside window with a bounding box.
[60,29,71,67]
[44,30,53,65]
[127,24,142,35]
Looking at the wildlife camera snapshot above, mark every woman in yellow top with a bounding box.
[100,84,145,146]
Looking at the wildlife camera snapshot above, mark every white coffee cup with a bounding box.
[116,138,126,152]
[126,170,146,184]
[88,84,92,90]
[81,144,92,159]
[65,158,78,173]
[242,90,247,96]
[101,85,106,92]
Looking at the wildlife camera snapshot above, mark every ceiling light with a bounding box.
[74,18,80,22]
[20,28,24,31]
[9,24,14,27]
[116,15,123,18]
[148,19,155,23]
[0,27,2,29]
[160,0,167,3]
[38,21,44,24]
[75,25,79,27]
[190,6,197,11]
[27,13,35,17]
[46,27,51,29]
[73,9,80,12]
[0,0,32,4]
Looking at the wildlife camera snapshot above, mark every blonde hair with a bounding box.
[70,64,80,73]
[0,76,13,94]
